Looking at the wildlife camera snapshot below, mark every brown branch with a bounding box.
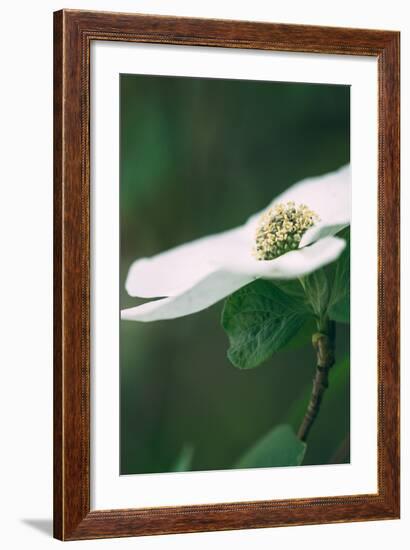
[297,322,335,442]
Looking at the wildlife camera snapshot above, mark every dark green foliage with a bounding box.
[235,424,306,469]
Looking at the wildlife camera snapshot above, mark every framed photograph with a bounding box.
[54,9,400,540]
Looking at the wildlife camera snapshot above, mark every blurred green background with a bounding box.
[120,74,350,475]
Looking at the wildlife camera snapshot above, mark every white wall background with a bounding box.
[0,1,407,548]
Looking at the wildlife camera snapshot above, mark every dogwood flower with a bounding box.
[121,165,351,322]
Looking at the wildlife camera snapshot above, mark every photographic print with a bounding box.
[120,74,350,476]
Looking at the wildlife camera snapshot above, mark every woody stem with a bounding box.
[297,320,336,442]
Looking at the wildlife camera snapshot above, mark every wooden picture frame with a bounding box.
[54,9,400,540]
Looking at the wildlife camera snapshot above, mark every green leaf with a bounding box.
[171,445,194,472]
[234,424,306,469]
[221,280,308,369]
[275,278,307,302]
[327,229,350,323]
[329,297,350,323]
[280,316,317,352]
[300,268,330,318]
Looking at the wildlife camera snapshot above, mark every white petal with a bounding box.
[121,270,254,322]
[125,226,247,298]
[245,165,351,241]
[213,236,346,280]
[124,166,350,305]
[300,223,348,247]
[273,164,351,223]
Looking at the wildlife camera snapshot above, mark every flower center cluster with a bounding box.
[254,201,319,261]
